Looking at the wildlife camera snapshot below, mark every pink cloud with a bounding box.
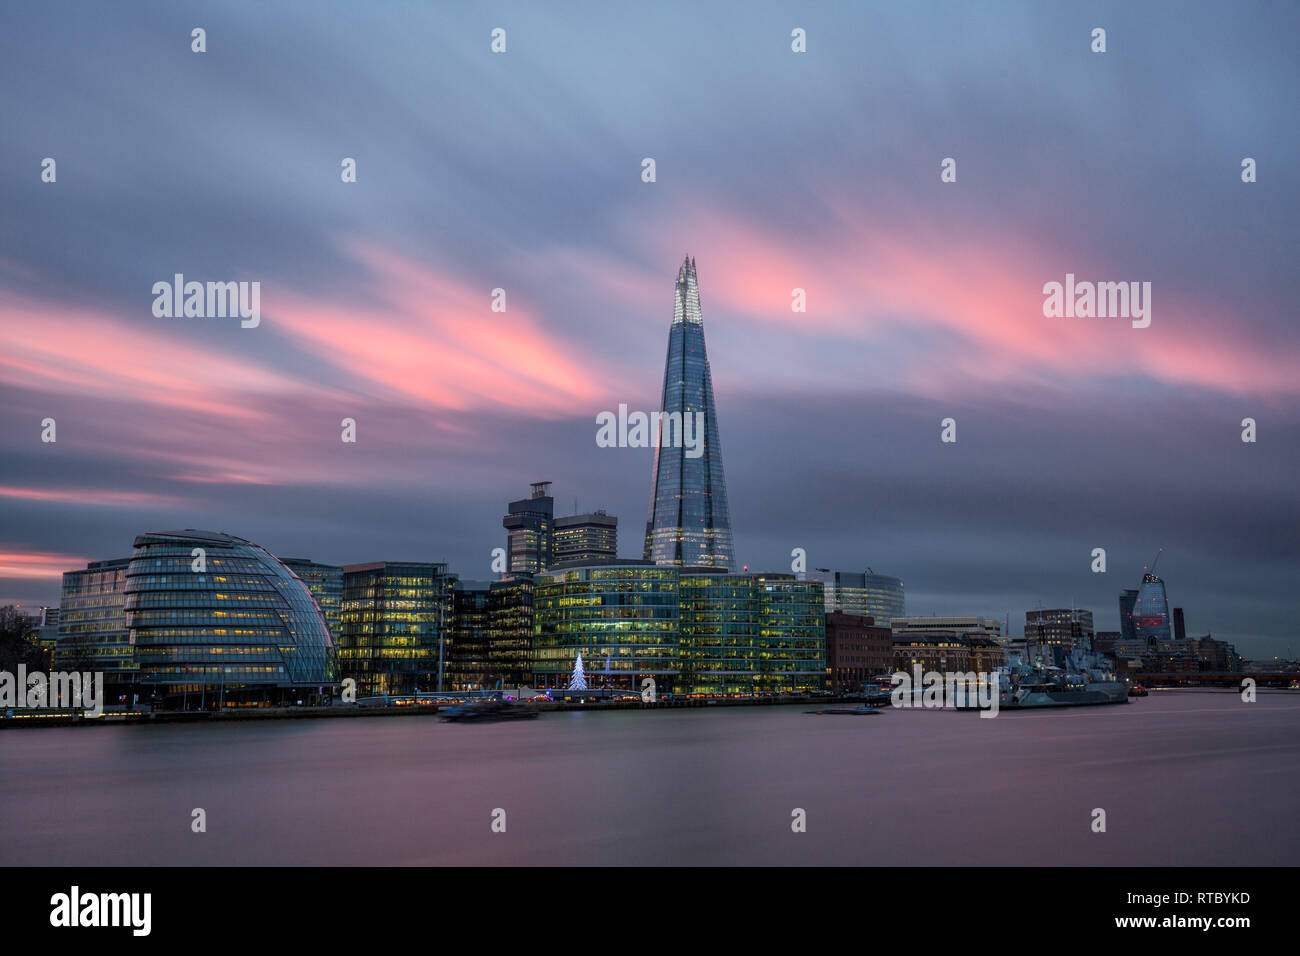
[577,201,1300,399]
[0,548,89,580]
[0,485,185,508]
[267,241,609,417]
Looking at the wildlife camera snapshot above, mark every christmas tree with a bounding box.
[567,652,588,691]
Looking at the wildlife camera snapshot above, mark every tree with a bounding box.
[567,652,588,691]
[0,605,41,672]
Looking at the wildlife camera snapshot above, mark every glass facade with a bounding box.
[644,257,734,570]
[339,562,452,696]
[800,570,905,623]
[533,564,825,694]
[124,531,338,708]
[1132,574,1172,644]
[448,583,492,690]
[487,574,534,686]
[56,557,133,686]
[533,564,682,691]
[281,558,343,645]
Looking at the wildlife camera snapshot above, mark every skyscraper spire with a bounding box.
[645,257,734,570]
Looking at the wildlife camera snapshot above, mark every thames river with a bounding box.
[2,691,1297,866]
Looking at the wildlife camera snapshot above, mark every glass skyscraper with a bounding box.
[1132,573,1173,644]
[644,257,734,570]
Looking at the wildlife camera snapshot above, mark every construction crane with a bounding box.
[1143,547,1164,578]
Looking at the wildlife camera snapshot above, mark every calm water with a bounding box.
[3,692,1297,866]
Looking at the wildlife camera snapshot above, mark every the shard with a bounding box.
[644,256,734,570]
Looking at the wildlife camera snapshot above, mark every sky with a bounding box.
[1,1,1297,656]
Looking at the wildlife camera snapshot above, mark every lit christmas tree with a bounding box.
[567,652,588,691]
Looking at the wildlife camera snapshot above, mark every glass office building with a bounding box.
[56,557,133,690]
[533,563,681,690]
[682,572,826,695]
[533,563,825,695]
[281,558,343,645]
[1131,573,1173,644]
[448,582,493,691]
[339,561,453,696]
[124,530,338,708]
[487,573,535,687]
[644,257,734,570]
[799,570,905,623]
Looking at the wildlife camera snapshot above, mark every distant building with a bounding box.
[1119,588,1139,642]
[503,482,554,574]
[825,611,893,693]
[799,570,905,622]
[340,561,453,696]
[1191,636,1242,672]
[889,617,1004,675]
[281,558,343,644]
[1025,608,1094,651]
[891,617,1002,641]
[552,511,618,565]
[55,558,133,690]
[964,636,1006,673]
[1092,631,1122,654]
[892,635,972,674]
[1132,574,1173,644]
[1173,607,1187,642]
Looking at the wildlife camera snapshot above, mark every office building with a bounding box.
[1025,608,1095,651]
[825,611,893,693]
[533,562,824,695]
[281,558,343,644]
[553,511,618,565]
[54,558,132,687]
[503,482,555,574]
[339,561,453,696]
[799,569,906,622]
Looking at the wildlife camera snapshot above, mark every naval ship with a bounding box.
[996,648,1129,709]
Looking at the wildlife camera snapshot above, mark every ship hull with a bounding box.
[1001,682,1129,709]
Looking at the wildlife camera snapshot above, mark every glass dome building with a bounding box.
[124,530,339,708]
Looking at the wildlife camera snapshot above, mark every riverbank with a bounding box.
[1,693,857,728]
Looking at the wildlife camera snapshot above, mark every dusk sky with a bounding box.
[2,1,1296,657]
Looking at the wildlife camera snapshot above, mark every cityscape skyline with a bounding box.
[2,2,1297,660]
